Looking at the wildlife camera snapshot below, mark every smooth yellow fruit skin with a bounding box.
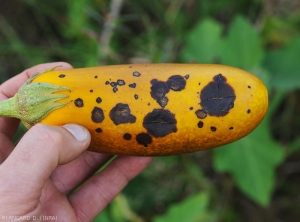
[31,64,268,156]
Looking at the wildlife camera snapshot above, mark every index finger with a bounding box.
[0,62,73,138]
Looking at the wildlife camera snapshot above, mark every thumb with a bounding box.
[0,123,91,207]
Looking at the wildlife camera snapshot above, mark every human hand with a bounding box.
[0,62,153,221]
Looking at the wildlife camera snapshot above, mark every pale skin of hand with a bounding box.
[0,62,153,222]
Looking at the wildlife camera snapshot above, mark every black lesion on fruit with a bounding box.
[74,98,84,108]
[94,75,98,79]
[143,109,177,138]
[90,89,93,93]
[113,87,118,93]
[110,82,117,87]
[123,133,132,140]
[248,85,251,89]
[185,74,190,79]
[133,71,141,77]
[195,109,207,119]
[59,74,66,78]
[95,128,103,133]
[167,75,186,91]
[117,79,125,86]
[229,127,234,130]
[247,109,251,114]
[136,133,152,147]
[210,126,217,132]
[189,107,193,110]
[91,107,105,123]
[150,79,170,108]
[200,74,236,117]
[134,94,138,100]
[105,81,110,85]
[129,83,136,88]
[110,103,136,125]
[96,97,102,104]
[198,121,204,128]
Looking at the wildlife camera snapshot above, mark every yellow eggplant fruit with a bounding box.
[0,64,268,156]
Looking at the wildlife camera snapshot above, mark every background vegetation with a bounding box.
[1,0,300,221]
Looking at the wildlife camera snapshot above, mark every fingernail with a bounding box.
[63,124,88,141]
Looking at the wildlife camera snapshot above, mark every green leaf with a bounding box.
[220,15,264,70]
[213,118,284,206]
[153,192,216,222]
[181,18,223,63]
[264,37,300,90]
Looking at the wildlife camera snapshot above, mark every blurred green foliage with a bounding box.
[1,0,300,221]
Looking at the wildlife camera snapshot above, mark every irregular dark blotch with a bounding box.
[113,87,118,93]
[198,121,204,128]
[59,74,66,78]
[229,127,234,130]
[90,89,93,93]
[117,79,125,86]
[167,75,186,91]
[157,96,168,108]
[110,82,117,87]
[195,109,207,119]
[123,133,132,140]
[94,75,98,79]
[247,109,251,114]
[189,107,193,110]
[110,103,136,125]
[95,128,103,133]
[185,74,190,79]
[91,107,105,123]
[134,94,138,100]
[211,126,217,132]
[248,85,251,89]
[136,133,152,147]
[150,79,170,107]
[129,66,132,68]
[200,74,236,117]
[133,71,141,77]
[148,103,150,106]
[143,109,177,138]
[96,97,102,104]
[74,98,84,108]
[129,83,136,88]
[105,81,110,85]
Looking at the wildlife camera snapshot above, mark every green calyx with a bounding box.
[0,68,70,128]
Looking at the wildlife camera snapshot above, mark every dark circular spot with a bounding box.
[148,103,150,106]
[200,74,236,117]
[166,75,186,91]
[94,76,98,79]
[110,103,136,125]
[113,87,118,93]
[90,89,93,93]
[105,81,110,85]
[74,98,84,108]
[95,128,103,133]
[248,85,251,89]
[134,94,138,100]
[143,109,177,138]
[189,107,193,110]
[91,107,105,123]
[150,79,170,107]
[211,126,217,132]
[136,133,152,147]
[123,133,132,140]
[247,109,251,114]
[229,127,234,130]
[195,109,207,119]
[110,82,117,87]
[133,71,141,77]
[198,121,204,128]
[185,74,190,79]
[129,83,136,88]
[59,74,66,78]
[96,97,102,104]
[117,79,125,86]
